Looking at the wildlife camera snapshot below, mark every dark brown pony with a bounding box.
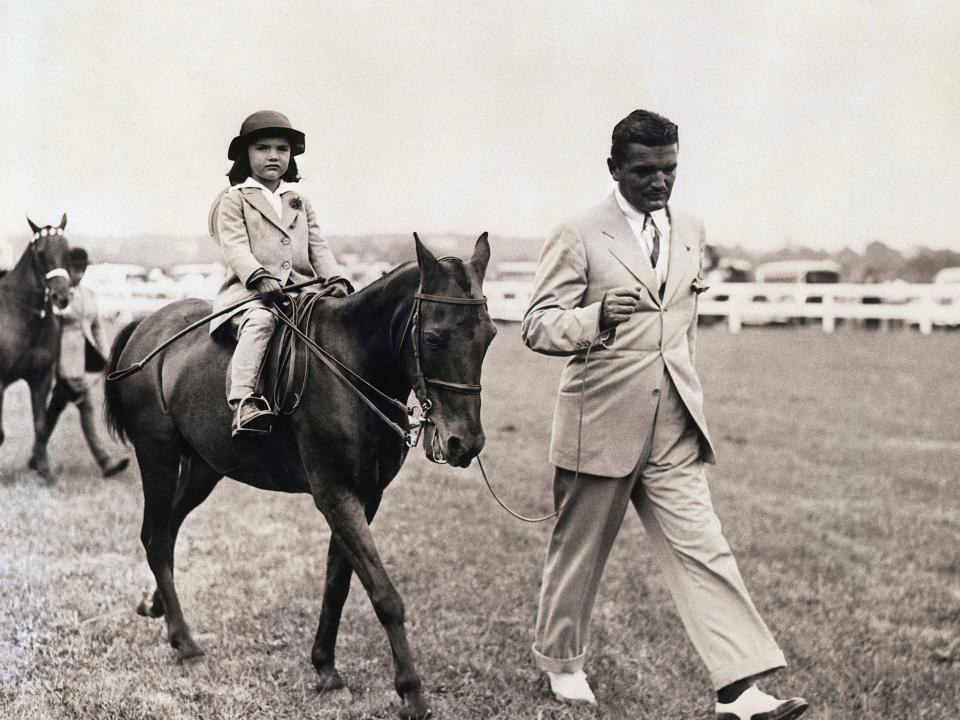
[0,215,71,482]
[105,235,495,720]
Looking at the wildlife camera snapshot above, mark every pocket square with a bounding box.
[690,277,710,294]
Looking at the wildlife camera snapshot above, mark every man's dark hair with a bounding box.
[68,247,89,269]
[610,109,679,164]
[227,155,300,186]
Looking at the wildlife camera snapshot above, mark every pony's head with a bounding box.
[410,233,496,467]
[26,214,71,309]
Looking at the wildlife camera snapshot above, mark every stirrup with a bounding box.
[231,395,275,437]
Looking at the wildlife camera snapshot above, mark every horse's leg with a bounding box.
[136,442,205,660]
[28,372,56,483]
[312,491,383,692]
[316,488,428,720]
[137,453,221,622]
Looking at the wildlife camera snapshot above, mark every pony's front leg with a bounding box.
[312,492,383,693]
[28,372,56,483]
[315,488,428,720]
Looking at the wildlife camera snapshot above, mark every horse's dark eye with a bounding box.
[423,332,442,348]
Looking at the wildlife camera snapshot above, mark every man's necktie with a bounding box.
[643,213,661,268]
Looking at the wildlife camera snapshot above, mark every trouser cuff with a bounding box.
[532,644,586,674]
[710,648,786,690]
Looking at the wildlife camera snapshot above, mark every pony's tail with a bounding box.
[104,319,142,444]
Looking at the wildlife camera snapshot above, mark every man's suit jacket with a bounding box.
[521,193,716,477]
[208,186,343,333]
[60,283,109,379]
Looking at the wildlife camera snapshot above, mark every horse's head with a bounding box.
[26,214,71,309]
[410,233,496,467]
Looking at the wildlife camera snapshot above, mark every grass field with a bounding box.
[1,323,958,719]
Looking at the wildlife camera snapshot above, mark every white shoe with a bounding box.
[547,670,597,705]
[715,685,809,720]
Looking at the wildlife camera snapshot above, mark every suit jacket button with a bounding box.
[282,237,291,245]
[652,388,660,395]
[281,260,291,269]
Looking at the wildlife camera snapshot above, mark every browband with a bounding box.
[45,268,69,281]
[33,228,65,240]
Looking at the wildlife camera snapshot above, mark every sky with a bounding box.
[2,1,959,255]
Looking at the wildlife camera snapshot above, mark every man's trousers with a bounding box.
[43,377,113,470]
[532,369,786,689]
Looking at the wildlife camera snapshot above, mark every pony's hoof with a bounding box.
[399,692,430,720]
[315,666,347,693]
[135,588,164,618]
[172,637,205,661]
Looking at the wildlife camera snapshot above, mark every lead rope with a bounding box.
[472,341,595,523]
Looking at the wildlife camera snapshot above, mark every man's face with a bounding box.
[68,265,85,287]
[607,142,678,213]
[248,136,291,188]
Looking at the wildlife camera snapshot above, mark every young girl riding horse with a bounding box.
[209,110,351,436]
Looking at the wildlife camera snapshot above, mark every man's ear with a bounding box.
[607,157,621,182]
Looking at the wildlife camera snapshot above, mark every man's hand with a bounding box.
[253,276,286,307]
[600,286,643,329]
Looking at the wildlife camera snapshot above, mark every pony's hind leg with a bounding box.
[137,445,213,660]
[137,454,221,621]
[312,491,383,693]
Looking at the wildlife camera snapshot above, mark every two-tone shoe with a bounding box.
[715,685,809,720]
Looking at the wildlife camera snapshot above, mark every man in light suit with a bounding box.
[521,110,808,719]
[39,247,129,477]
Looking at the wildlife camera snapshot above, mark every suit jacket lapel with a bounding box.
[661,208,695,305]
[598,193,660,303]
[240,188,289,236]
[280,191,300,232]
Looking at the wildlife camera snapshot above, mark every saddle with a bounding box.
[223,289,332,416]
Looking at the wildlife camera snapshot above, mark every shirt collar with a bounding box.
[614,186,669,231]
[234,176,295,195]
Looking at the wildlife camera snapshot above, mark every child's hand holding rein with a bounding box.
[253,276,287,307]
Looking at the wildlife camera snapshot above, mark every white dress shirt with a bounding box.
[233,176,295,221]
[614,186,671,288]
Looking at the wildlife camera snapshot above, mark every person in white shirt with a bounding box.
[207,111,351,436]
[39,247,129,478]
[522,109,808,720]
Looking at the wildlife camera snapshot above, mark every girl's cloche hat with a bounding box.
[227,110,306,161]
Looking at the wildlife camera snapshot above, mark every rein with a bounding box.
[109,272,580,525]
[472,342,594,523]
[107,278,326,382]
[108,278,488,451]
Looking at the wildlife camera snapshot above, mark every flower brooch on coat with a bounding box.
[288,195,303,210]
[690,276,710,294]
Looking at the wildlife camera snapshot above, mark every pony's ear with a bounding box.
[58,213,67,230]
[27,216,40,235]
[469,232,490,277]
[414,232,442,280]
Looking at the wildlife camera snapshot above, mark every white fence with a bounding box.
[699,282,960,334]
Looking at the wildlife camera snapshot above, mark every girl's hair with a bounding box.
[227,145,301,186]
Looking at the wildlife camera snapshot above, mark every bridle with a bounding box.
[267,286,488,455]
[0,227,70,318]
